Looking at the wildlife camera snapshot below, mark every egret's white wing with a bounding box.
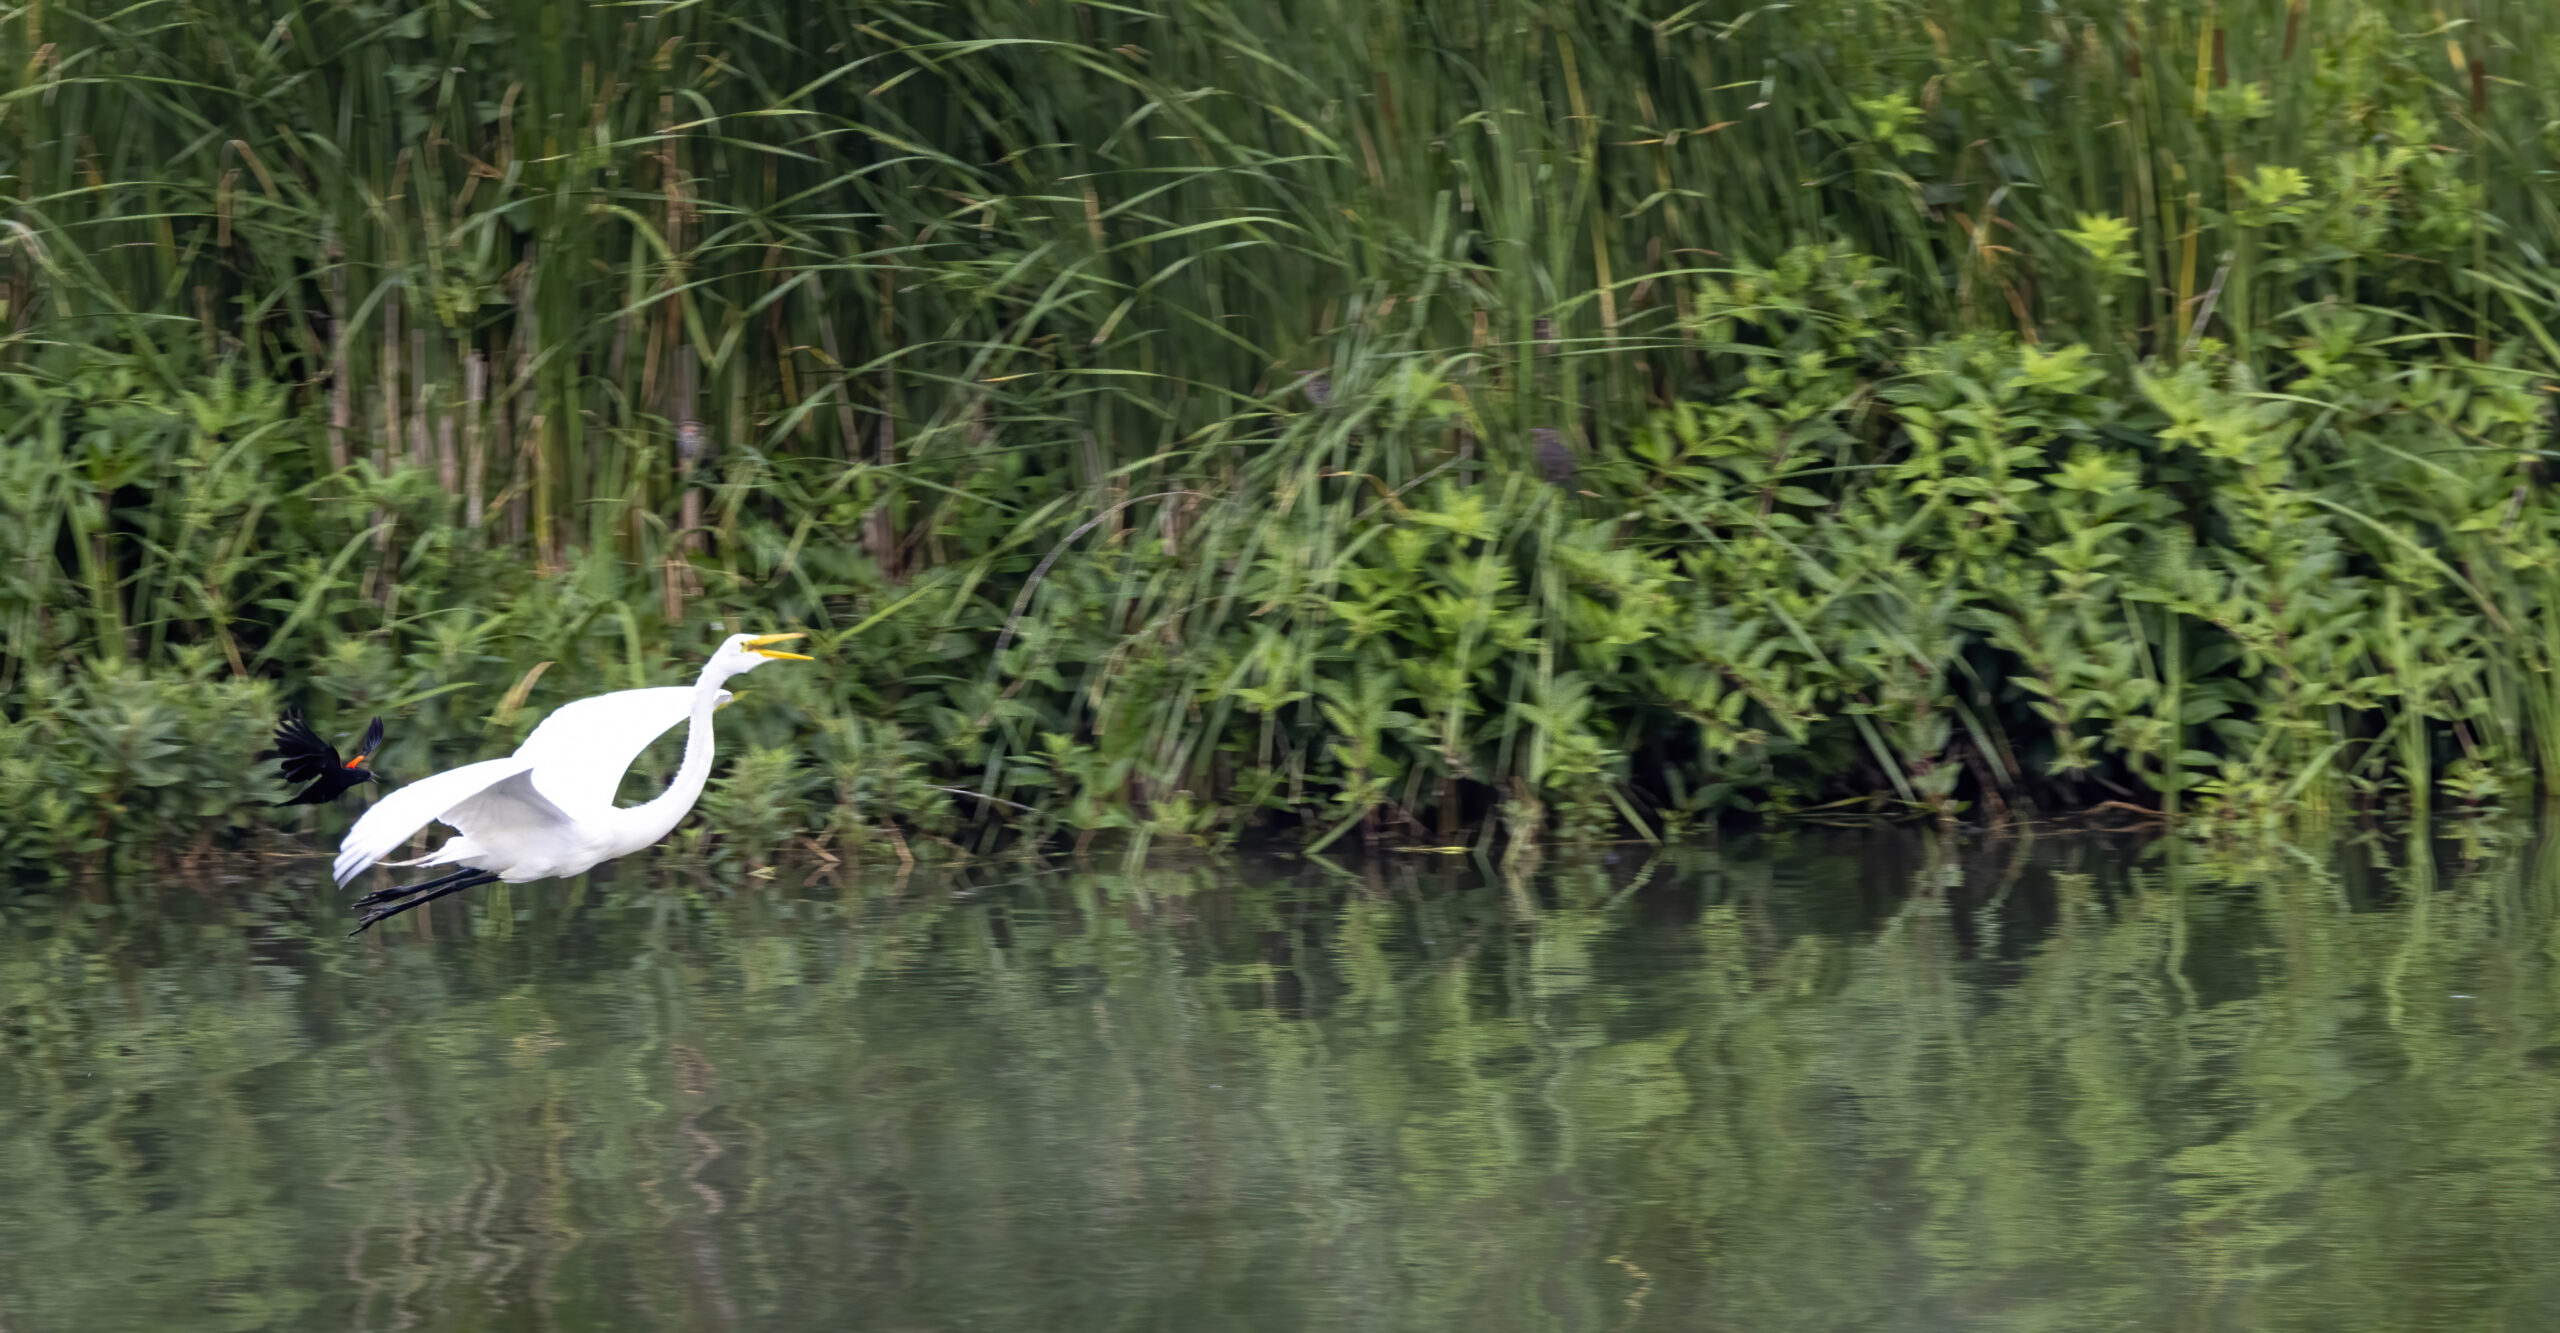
[332,756,574,886]
[511,685,725,817]
[439,767,583,843]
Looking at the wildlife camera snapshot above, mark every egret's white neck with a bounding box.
[617,660,737,849]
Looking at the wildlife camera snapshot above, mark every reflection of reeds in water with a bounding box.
[7,837,2560,1326]
[670,1044,742,1331]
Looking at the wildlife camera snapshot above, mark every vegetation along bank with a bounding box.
[6,0,2560,872]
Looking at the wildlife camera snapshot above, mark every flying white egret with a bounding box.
[334,631,813,934]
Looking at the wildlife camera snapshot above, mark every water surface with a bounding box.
[5,831,2559,1331]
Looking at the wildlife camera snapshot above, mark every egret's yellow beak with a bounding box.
[744,632,812,661]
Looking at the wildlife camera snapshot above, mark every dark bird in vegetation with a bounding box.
[1533,427,1577,486]
[259,708,386,807]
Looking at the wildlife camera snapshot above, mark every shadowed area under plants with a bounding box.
[9,0,2560,870]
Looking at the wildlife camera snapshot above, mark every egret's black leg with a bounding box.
[347,869,500,936]
[352,865,485,909]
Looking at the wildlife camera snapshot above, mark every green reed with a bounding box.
[6,0,2560,869]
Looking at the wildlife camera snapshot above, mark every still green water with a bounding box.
[5,831,2560,1330]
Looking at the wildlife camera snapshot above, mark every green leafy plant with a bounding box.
[6,0,2560,869]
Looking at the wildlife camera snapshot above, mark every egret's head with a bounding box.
[708,631,812,682]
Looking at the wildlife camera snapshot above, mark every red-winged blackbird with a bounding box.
[259,708,386,806]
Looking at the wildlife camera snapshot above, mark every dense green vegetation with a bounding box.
[8,0,2560,868]
[8,834,2560,1330]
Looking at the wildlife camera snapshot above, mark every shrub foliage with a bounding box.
[5,0,2560,866]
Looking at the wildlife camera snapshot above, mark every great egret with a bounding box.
[260,708,386,806]
[333,631,812,935]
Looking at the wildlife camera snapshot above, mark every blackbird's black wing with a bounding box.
[260,709,385,806]
[258,708,342,785]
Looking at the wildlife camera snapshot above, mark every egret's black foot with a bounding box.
[351,866,475,909]
[351,875,469,909]
[347,868,499,937]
